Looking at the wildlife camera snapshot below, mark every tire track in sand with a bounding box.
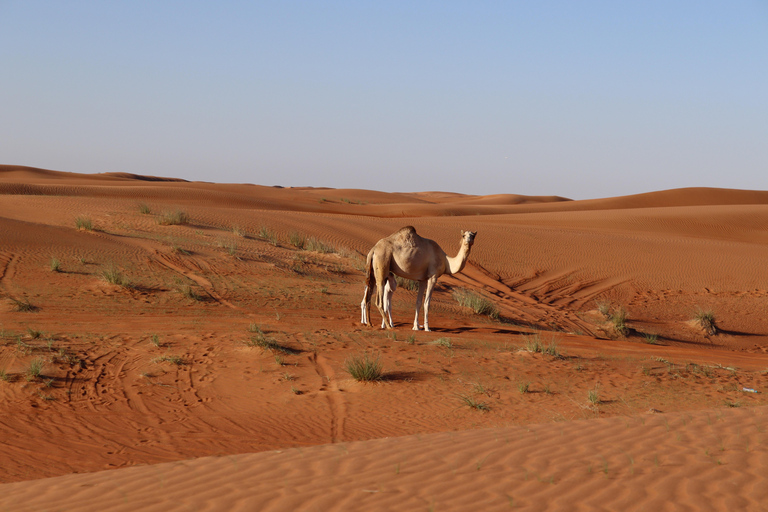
[309,352,346,443]
[445,262,601,336]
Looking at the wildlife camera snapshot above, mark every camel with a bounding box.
[363,226,476,331]
[360,272,396,328]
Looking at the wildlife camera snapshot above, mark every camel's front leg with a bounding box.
[413,280,427,330]
[422,277,437,332]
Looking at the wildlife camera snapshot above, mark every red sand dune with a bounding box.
[1,165,768,510]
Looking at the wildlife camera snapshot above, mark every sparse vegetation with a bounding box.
[694,308,717,335]
[431,338,453,349]
[150,334,161,348]
[27,327,42,339]
[158,210,190,226]
[610,307,628,337]
[138,203,151,214]
[643,333,659,345]
[75,217,93,231]
[153,355,185,366]
[305,237,335,254]
[522,333,561,357]
[289,231,306,249]
[9,297,36,312]
[0,369,10,382]
[26,358,45,380]
[178,284,202,301]
[596,300,612,317]
[258,225,278,245]
[395,276,419,292]
[588,386,601,406]
[345,352,384,382]
[453,288,499,319]
[459,394,490,411]
[49,258,61,272]
[101,264,131,288]
[518,381,531,394]
[247,329,293,354]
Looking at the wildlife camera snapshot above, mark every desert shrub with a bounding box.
[345,352,383,382]
[153,355,185,366]
[453,288,499,319]
[178,284,202,301]
[289,231,306,249]
[395,275,419,292]
[694,308,717,335]
[595,300,612,317]
[588,386,601,405]
[522,333,561,357]
[101,264,131,287]
[158,210,189,226]
[431,338,453,349]
[258,226,278,245]
[75,217,93,231]
[305,237,335,254]
[26,357,45,380]
[138,203,151,214]
[643,333,659,344]
[459,394,490,411]
[10,297,36,312]
[49,258,61,272]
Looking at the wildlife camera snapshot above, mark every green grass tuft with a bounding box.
[75,217,93,231]
[26,357,45,380]
[345,352,384,382]
[459,394,490,411]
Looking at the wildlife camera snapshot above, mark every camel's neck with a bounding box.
[445,241,473,275]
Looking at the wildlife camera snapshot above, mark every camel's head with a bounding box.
[461,230,477,246]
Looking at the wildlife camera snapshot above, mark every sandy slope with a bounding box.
[1,165,768,510]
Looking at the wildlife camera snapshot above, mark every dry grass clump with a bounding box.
[101,264,131,288]
[289,231,306,249]
[158,210,190,226]
[305,237,336,254]
[522,333,561,357]
[395,276,419,292]
[10,297,37,312]
[345,352,383,382]
[694,308,717,335]
[75,217,93,231]
[596,300,628,337]
[453,288,499,320]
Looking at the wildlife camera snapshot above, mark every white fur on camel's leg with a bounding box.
[380,273,396,329]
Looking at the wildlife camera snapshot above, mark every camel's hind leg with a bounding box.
[421,276,437,332]
[361,286,371,325]
[373,264,392,329]
[381,274,396,329]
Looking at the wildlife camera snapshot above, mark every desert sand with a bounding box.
[1,164,767,510]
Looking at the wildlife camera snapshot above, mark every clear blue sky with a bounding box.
[2,1,766,199]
